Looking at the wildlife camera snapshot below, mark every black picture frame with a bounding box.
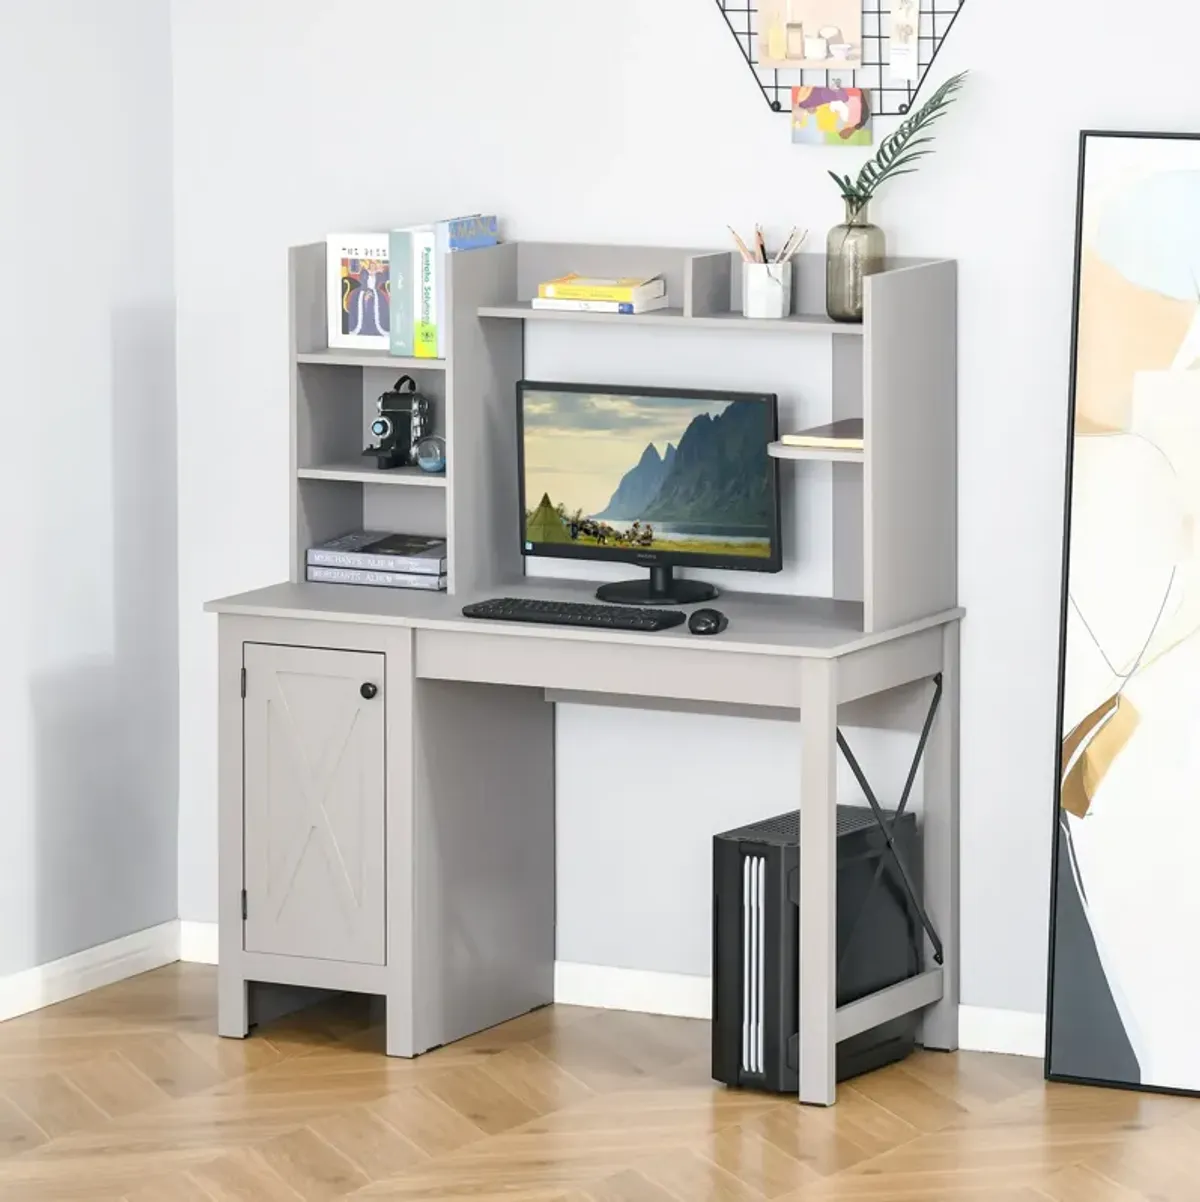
[1046,129,1200,1096]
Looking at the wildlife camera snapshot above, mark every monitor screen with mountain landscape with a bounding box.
[517,382,780,570]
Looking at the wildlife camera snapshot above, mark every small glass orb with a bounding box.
[415,435,446,474]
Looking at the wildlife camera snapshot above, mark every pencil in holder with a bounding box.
[742,262,792,320]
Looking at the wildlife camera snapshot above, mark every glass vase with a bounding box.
[826,201,886,323]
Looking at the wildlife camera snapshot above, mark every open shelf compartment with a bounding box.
[475,243,871,333]
[477,300,852,335]
[288,242,525,596]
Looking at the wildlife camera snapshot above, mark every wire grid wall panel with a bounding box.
[716,0,966,116]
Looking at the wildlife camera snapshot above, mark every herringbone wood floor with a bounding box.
[0,966,1193,1200]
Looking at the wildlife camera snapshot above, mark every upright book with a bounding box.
[412,227,438,359]
[326,234,391,350]
[431,215,499,355]
[439,214,499,250]
[389,228,416,357]
[307,531,448,575]
[390,215,500,359]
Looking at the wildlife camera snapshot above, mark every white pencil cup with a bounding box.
[742,262,793,320]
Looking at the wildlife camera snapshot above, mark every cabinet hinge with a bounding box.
[240,668,247,699]
[240,889,247,921]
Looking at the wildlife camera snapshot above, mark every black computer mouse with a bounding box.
[688,608,729,636]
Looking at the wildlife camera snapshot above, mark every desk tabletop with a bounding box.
[206,578,962,659]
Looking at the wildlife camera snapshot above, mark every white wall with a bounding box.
[0,0,178,976]
[171,0,1200,1016]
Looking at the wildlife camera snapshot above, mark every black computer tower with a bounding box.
[712,806,923,1092]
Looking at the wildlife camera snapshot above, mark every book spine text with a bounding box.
[307,566,447,590]
[414,229,438,358]
[307,548,446,574]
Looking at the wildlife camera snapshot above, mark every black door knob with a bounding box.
[360,682,378,700]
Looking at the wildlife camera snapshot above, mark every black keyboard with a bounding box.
[462,597,686,632]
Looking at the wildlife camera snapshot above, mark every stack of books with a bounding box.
[533,273,668,315]
[307,532,448,591]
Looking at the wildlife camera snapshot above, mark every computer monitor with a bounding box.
[517,380,782,605]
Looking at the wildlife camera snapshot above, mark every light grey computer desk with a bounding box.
[206,576,961,1107]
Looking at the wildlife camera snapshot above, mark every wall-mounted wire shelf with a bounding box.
[716,0,966,117]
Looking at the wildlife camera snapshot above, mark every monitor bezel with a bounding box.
[515,380,783,575]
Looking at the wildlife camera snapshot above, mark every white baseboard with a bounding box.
[553,962,1045,1059]
[555,962,711,1019]
[0,921,181,1023]
[179,921,219,965]
[958,1004,1045,1058]
[2,931,1044,1062]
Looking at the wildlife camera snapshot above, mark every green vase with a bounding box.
[826,201,886,323]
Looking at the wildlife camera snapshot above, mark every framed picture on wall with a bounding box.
[1049,130,1200,1094]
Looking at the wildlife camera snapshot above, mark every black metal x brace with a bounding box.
[836,674,944,966]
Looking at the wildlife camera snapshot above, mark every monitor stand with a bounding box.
[596,565,717,607]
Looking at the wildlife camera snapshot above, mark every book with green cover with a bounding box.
[389,229,415,357]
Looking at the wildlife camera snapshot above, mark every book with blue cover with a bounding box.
[428,214,500,357]
[442,214,499,250]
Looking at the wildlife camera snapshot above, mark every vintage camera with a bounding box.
[363,375,431,470]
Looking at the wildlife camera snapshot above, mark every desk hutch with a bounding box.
[206,241,961,1106]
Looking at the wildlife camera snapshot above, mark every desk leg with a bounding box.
[799,658,838,1105]
[218,975,248,1039]
[920,622,960,1050]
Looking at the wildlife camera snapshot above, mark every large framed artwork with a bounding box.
[1049,130,1200,1093]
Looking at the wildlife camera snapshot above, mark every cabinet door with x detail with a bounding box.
[242,643,386,966]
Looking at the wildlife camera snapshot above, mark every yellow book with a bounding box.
[538,273,666,304]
